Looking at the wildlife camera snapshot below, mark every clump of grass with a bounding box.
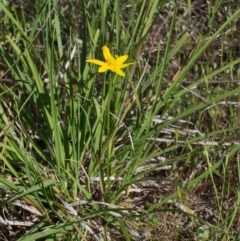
[1,0,240,240]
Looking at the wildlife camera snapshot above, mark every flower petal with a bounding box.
[115,55,129,65]
[98,65,112,72]
[118,62,136,69]
[86,59,107,67]
[102,46,114,61]
[113,68,125,77]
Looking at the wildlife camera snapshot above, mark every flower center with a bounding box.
[106,56,116,68]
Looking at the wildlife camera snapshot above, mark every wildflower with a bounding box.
[86,45,136,77]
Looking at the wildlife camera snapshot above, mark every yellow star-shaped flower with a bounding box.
[86,45,136,77]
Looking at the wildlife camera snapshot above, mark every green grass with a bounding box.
[1,0,240,240]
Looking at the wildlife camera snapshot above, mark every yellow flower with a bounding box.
[86,45,136,77]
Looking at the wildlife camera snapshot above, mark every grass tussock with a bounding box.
[1,0,240,240]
